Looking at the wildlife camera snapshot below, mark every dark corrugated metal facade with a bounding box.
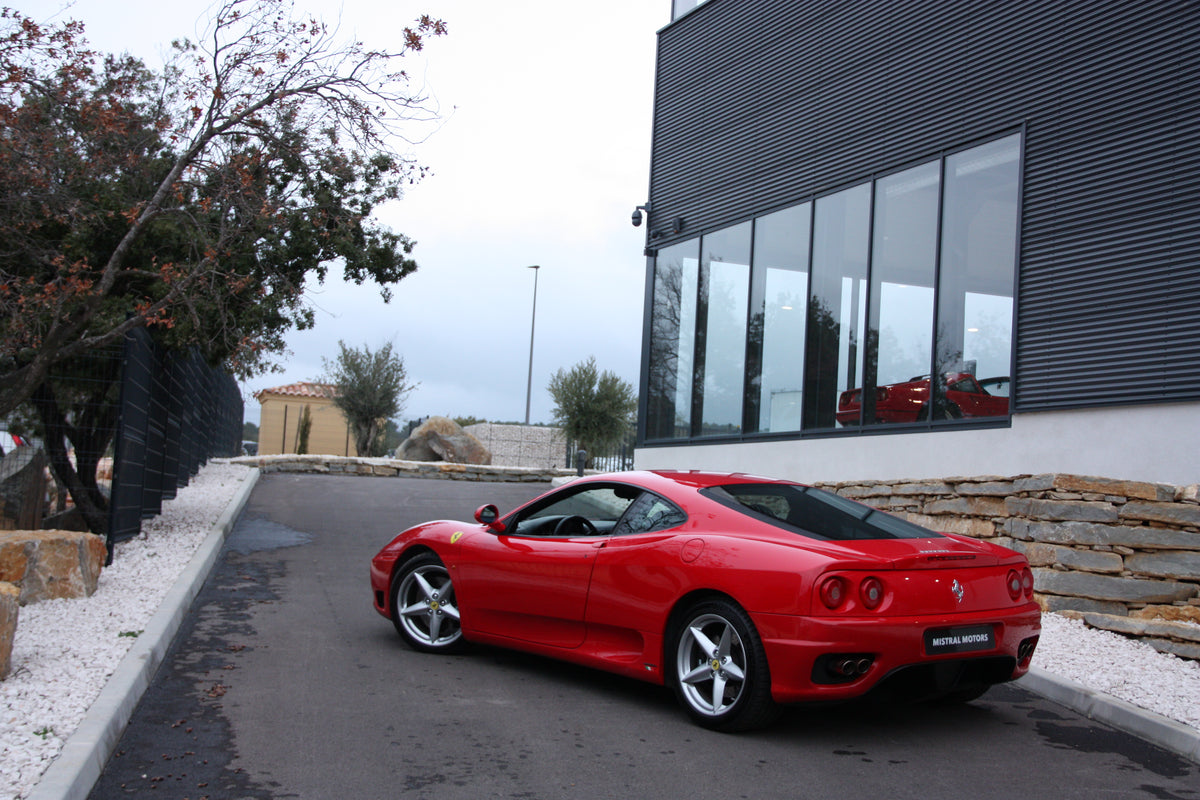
[644,0,1200,413]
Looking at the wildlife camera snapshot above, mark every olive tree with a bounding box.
[324,341,415,457]
[547,356,637,465]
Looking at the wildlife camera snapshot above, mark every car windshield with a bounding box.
[703,483,943,541]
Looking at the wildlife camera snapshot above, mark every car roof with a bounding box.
[582,470,806,493]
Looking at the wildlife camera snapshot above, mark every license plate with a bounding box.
[924,625,995,655]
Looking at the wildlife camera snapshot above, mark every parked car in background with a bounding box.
[370,470,1040,731]
[837,373,1009,425]
[0,430,30,457]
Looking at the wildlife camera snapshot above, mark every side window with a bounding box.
[512,486,638,536]
[614,492,687,535]
[981,377,1010,397]
[728,492,790,521]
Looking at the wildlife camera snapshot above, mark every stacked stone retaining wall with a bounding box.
[816,474,1200,659]
[231,454,573,483]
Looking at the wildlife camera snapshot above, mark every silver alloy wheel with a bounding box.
[675,612,748,717]
[396,562,462,648]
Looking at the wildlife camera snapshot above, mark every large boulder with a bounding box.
[0,582,17,679]
[0,530,107,604]
[398,417,492,466]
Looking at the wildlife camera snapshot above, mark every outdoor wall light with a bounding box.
[649,216,685,239]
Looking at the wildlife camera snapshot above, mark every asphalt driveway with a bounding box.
[87,473,1198,799]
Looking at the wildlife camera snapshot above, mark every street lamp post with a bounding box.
[524,265,541,425]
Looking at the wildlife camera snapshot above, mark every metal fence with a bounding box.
[0,327,242,557]
[108,328,242,551]
[565,428,636,473]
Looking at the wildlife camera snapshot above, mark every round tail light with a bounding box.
[819,576,848,610]
[860,577,885,610]
[1006,569,1023,601]
[1021,567,1034,599]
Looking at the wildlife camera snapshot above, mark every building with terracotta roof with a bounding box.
[255,382,358,457]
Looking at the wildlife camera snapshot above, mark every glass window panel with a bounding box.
[748,204,811,433]
[646,238,699,439]
[672,0,709,20]
[804,183,871,430]
[863,161,940,424]
[698,222,752,436]
[934,134,1021,420]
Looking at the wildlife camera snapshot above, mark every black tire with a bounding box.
[389,553,465,654]
[668,598,780,732]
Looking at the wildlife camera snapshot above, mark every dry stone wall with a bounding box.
[816,474,1200,660]
[235,454,572,483]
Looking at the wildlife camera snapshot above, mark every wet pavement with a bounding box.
[86,473,1200,799]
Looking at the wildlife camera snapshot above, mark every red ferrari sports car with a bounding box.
[836,373,1009,425]
[370,471,1040,731]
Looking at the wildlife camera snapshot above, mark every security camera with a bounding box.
[631,208,643,227]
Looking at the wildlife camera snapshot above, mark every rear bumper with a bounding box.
[752,604,1041,703]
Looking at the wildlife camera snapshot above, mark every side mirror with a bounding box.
[474,504,506,532]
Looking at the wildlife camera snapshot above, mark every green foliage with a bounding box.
[324,341,415,457]
[452,415,485,427]
[242,422,259,442]
[546,356,637,464]
[0,2,445,536]
[380,418,404,455]
[0,2,446,418]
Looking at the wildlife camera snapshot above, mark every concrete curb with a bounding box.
[1018,666,1200,764]
[27,467,260,800]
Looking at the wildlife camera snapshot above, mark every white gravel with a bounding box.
[1,462,1198,799]
[1,462,251,800]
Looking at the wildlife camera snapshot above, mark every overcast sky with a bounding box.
[27,0,664,425]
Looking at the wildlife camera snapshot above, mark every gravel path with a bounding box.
[1,462,1197,799]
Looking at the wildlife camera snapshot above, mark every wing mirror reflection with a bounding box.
[474,504,506,532]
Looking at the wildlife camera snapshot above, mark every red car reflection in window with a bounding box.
[837,373,1009,425]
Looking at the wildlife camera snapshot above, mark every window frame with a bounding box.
[640,130,1024,447]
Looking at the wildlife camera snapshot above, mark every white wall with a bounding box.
[634,402,1200,487]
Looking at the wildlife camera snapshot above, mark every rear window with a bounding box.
[703,483,942,542]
